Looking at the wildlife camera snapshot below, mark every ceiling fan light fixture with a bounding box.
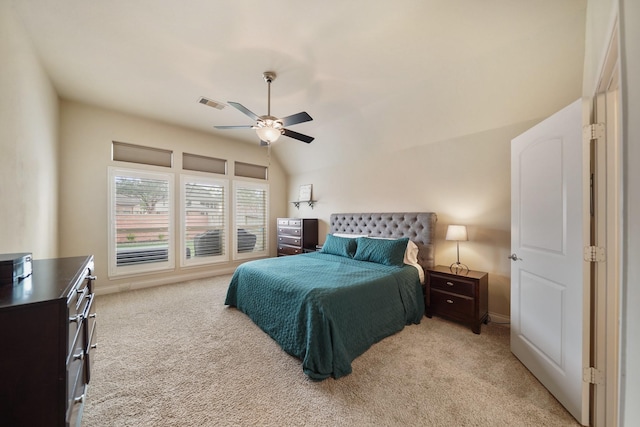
[255,124,283,143]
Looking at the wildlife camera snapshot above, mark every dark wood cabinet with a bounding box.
[425,265,488,334]
[0,255,97,427]
[277,218,318,256]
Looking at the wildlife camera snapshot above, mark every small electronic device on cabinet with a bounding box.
[0,253,32,287]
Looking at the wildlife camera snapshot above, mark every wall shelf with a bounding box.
[291,200,317,209]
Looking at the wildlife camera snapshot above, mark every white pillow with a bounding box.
[332,233,368,238]
[404,240,419,265]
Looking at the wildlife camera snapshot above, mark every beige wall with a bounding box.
[286,120,543,320]
[0,1,60,258]
[58,100,288,292]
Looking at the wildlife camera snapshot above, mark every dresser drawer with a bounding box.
[429,273,475,297]
[83,294,97,384]
[278,218,302,227]
[66,372,86,427]
[430,290,474,319]
[66,332,85,408]
[68,312,83,361]
[278,226,302,237]
[278,245,303,256]
[67,281,88,318]
[278,235,302,246]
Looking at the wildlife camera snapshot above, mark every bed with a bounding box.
[224,212,437,380]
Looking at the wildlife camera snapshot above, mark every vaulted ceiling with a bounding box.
[11,0,587,175]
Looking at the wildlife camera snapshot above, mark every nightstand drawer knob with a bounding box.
[446,281,454,286]
[446,299,454,304]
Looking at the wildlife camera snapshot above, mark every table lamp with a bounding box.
[446,225,469,273]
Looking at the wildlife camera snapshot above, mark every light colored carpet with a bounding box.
[83,274,579,426]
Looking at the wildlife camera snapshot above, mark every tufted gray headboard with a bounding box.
[329,212,437,271]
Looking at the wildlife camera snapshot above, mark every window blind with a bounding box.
[113,174,171,266]
[184,179,226,259]
[183,153,227,174]
[112,141,172,167]
[234,184,267,253]
[234,162,268,180]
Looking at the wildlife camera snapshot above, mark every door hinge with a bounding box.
[583,123,605,142]
[583,367,604,385]
[584,246,606,262]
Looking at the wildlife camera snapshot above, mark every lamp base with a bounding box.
[449,262,469,275]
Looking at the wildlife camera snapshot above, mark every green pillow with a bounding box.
[320,234,357,258]
[353,237,409,267]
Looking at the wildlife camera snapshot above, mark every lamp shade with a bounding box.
[446,225,468,241]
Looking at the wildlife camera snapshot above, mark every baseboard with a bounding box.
[488,312,510,326]
[95,267,237,296]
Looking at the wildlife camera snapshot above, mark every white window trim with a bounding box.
[180,174,229,268]
[107,166,175,278]
[232,180,269,261]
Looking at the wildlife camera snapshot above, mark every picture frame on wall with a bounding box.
[298,184,312,202]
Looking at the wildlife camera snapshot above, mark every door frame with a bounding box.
[589,18,621,427]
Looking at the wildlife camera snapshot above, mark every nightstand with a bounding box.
[425,265,488,334]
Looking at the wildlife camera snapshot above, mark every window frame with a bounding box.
[107,166,175,278]
[179,174,230,267]
[232,180,269,261]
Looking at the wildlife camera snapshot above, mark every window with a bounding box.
[233,181,269,259]
[180,175,229,266]
[108,167,174,277]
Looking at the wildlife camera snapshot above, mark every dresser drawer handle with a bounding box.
[73,351,85,361]
[90,343,98,350]
[446,299,454,304]
[74,394,85,405]
[69,315,81,323]
[446,281,454,286]
[85,275,97,281]
[88,313,97,319]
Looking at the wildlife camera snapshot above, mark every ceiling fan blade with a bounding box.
[280,111,313,127]
[228,102,260,121]
[214,125,253,129]
[282,128,314,144]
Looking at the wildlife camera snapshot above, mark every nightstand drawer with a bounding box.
[429,274,475,297]
[430,290,474,318]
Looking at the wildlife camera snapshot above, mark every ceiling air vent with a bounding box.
[198,97,226,110]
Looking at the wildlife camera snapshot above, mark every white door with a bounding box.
[510,99,589,425]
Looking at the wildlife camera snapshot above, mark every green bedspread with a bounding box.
[224,251,425,380]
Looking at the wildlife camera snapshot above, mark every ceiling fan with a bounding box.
[208,71,314,146]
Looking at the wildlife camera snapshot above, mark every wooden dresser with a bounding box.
[277,218,318,256]
[0,255,97,427]
[425,265,488,334]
